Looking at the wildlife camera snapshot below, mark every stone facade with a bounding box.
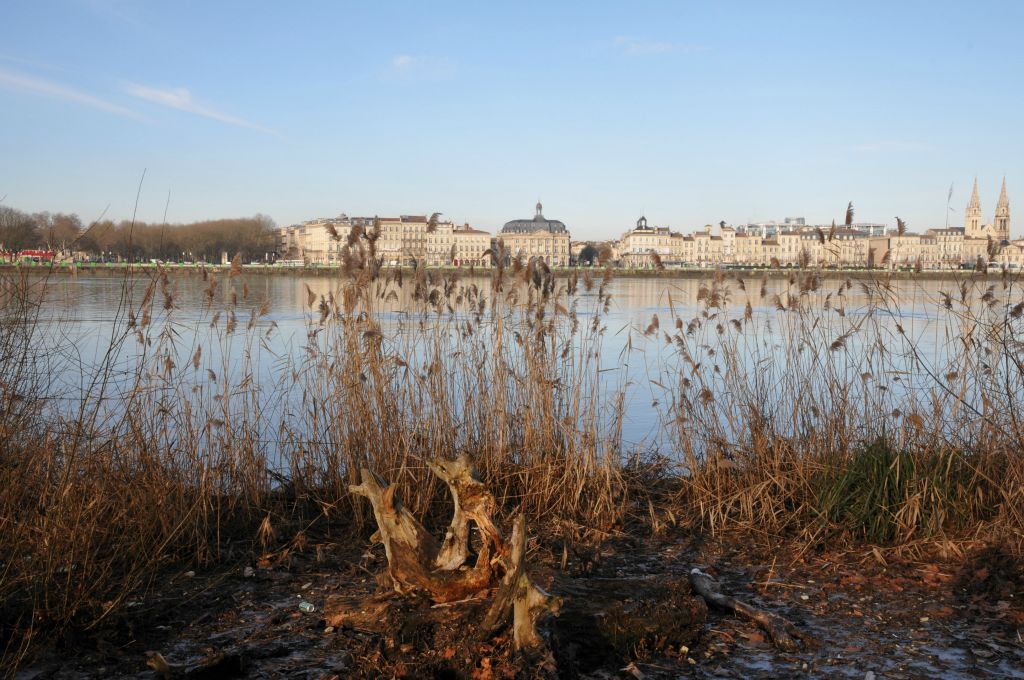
[965,178,1011,244]
[611,187,1015,270]
[279,215,492,268]
[498,202,571,266]
[281,183,1015,271]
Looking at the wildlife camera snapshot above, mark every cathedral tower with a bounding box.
[965,178,983,237]
[994,177,1010,243]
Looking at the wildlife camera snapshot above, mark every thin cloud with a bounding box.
[0,67,141,118]
[613,36,706,55]
[124,83,274,134]
[390,54,456,81]
[0,52,75,75]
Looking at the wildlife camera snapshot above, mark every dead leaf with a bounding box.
[144,651,172,677]
[471,657,494,680]
[744,631,766,645]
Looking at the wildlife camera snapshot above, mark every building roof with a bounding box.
[501,202,568,234]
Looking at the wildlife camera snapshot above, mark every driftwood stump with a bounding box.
[338,455,811,668]
[343,454,557,650]
[348,463,494,602]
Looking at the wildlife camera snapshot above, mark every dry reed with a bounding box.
[1,241,1023,673]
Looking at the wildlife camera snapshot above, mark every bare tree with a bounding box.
[0,207,40,251]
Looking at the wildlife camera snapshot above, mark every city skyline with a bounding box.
[1,2,1023,239]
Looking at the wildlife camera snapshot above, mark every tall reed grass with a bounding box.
[657,270,1024,553]
[0,249,632,671]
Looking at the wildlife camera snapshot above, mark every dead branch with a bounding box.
[324,593,394,632]
[689,568,814,652]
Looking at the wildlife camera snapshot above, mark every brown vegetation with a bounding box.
[1,231,1023,673]
[0,203,276,261]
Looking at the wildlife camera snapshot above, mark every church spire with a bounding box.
[994,176,1010,242]
[965,177,983,236]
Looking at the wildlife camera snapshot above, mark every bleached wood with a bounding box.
[429,453,503,570]
[350,467,493,601]
[483,514,561,650]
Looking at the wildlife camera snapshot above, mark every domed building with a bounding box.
[499,201,572,266]
[501,202,569,235]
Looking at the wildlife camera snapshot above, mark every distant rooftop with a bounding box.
[501,202,568,234]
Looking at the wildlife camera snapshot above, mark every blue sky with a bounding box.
[1,1,1022,240]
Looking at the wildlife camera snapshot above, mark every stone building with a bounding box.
[279,216,363,264]
[279,214,490,267]
[965,178,1011,244]
[451,225,493,267]
[962,178,1012,266]
[618,216,679,267]
[499,202,571,266]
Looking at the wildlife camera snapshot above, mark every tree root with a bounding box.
[349,466,493,602]
[348,454,557,651]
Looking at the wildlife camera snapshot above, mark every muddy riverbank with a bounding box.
[18,530,1023,679]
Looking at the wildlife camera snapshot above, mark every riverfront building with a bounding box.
[281,181,1016,271]
[611,180,1016,270]
[279,214,492,267]
[498,202,571,267]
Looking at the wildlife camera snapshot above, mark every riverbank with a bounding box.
[0,260,1005,282]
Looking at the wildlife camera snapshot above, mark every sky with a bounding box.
[1,1,1022,241]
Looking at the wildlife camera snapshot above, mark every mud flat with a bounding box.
[17,529,1023,679]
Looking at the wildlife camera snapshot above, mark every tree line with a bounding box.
[0,205,277,262]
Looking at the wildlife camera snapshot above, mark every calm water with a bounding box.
[19,269,1021,453]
